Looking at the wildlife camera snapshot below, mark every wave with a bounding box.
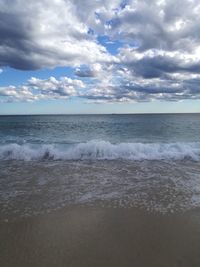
[0,140,200,161]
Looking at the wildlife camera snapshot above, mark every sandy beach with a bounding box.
[1,0,200,264]
[1,206,200,267]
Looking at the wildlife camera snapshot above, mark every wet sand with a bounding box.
[1,207,200,267]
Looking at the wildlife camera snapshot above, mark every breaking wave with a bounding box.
[0,140,200,161]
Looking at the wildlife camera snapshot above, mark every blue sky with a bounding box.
[0,0,200,114]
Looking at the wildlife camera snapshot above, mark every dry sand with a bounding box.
[1,206,200,267]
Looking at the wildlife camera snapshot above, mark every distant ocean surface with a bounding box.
[0,114,200,218]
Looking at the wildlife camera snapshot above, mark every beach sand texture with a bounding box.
[1,207,200,267]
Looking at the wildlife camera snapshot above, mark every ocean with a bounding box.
[0,114,200,218]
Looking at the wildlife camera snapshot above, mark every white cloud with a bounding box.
[0,76,85,102]
[0,0,117,70]
[1,0,200,103]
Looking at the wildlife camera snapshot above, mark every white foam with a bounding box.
[0,140,200,161]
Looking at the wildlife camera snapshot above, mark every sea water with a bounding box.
[0,114,200,218]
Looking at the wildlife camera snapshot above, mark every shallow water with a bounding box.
[0,159,200,219]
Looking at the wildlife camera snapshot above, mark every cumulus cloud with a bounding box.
[0,76,85,102]
[0,0,116,70]
[0,0,200,103]
[0,86,37,102]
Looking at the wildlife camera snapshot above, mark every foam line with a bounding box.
[0,140,200,161]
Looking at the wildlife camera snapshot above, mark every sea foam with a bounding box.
[0,140,200,161]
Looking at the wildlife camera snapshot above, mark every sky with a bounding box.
[0,0,200,114]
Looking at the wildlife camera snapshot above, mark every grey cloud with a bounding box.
[0,0,115,70]
[79,69,200,103]
[2,72,200,103]
[82,83,200,103]
[106,0,200,52]
[75,67,95,78]
[1,0,200,104]
[124,55,200,79]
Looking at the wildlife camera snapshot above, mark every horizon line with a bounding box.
[0,112,200,116]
